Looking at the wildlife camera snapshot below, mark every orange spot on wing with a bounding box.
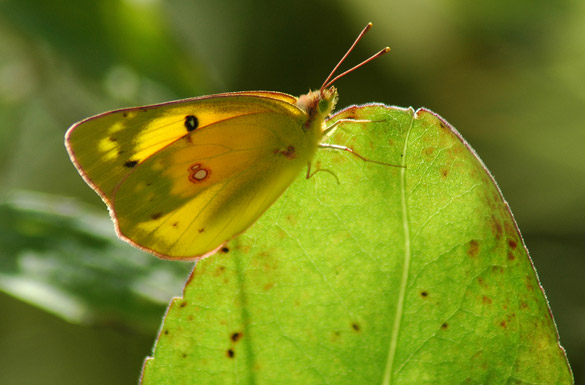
[188,163,210,183]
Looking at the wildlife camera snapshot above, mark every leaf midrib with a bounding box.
[382,111,415,385]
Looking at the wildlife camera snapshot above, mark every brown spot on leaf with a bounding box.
[163,329,169,335]
[508,239,518,249]
[507,252,515,261]
[440,168,449,178]
[331,331,342,342]
[264,282,274,291]
[441,322,448,330]
[351,322,360,332]
[482,295,492,305]
[227,349,235,358]
[220,247,230,253]
[420,291,429,298]
[213,266,226,277]
[490,215,503,240]
[467,240,480,257]
[231,332,242,342]
[182,353,188,358]
[343,108,358,120]
[286,214,298,226]
[179,301,187,308]
[525,276,535,292]
[500,320,508,329]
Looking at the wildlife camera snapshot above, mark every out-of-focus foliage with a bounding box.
[0,192,191,332]
[0,0,583,384]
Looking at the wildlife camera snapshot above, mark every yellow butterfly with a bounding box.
[65,23,390,260]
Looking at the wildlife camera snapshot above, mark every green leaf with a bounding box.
[141,105,572,384]
[0,192,192,333]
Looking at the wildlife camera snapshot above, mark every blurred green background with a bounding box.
[0,0,583,384]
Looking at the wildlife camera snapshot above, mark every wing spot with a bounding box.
[188,163,210,183]
[274,145,296,159]
[185,115,199,132]
[124,160,138,168]
[151,212,162,220]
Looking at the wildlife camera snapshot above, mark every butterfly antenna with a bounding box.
[320,23,391,91]
[323,47,390,90]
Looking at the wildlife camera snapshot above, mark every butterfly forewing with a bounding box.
[66,93,301,201]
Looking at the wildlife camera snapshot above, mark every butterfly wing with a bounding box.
[66,92,316,259]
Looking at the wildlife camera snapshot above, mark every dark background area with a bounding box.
[0,0,582,383]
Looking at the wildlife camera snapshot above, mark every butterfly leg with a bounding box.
[322,118,377,137]
[305,161,340,183]
[318,143,405,168]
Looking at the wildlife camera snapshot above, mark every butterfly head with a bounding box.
[295,86,338,120]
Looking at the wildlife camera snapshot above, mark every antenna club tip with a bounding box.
[367,22,373,27]
[384,47,391,53]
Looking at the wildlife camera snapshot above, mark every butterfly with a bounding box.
[65,23,390,260]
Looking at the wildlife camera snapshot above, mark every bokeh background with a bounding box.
[1,0,583,384]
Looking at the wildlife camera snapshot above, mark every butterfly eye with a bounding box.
[318,99,330,114]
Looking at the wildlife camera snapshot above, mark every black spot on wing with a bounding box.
[185,115,199,132]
